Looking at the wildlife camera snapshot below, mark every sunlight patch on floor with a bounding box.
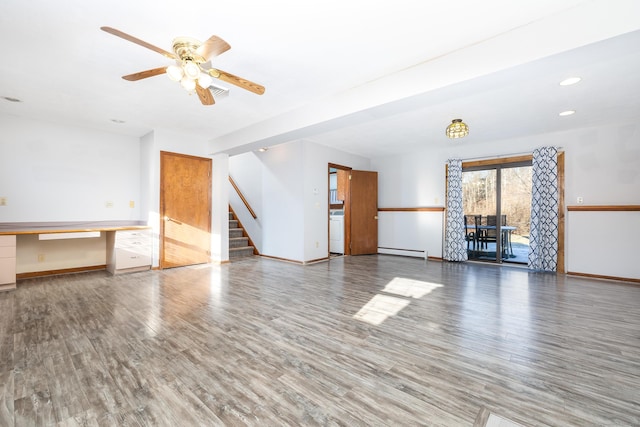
[485,413,525,427]
[383,277,443,298]
[354,277,443,325]
[353,294,410,325]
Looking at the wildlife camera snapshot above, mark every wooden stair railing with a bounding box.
[229,176,257,219]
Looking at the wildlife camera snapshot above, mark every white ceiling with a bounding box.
[1,0,640,158]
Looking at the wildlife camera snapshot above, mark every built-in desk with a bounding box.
[0,221,152,291]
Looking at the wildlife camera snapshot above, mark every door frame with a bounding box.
[328,163,352,255]
[159,151,212,269]
[462,161,531,263]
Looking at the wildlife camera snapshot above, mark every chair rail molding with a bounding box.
[567,205,640,211]
[378,207,445,212]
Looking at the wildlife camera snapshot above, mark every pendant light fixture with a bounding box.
[446,119,469,139]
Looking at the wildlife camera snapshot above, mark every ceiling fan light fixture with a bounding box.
[446,119,469,139]
[100,27,265,105]
[180,77,196,92]
[197,72,213,88]
[183,60,200,80]
[166,65,183,82]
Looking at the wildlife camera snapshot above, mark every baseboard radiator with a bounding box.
[378,247,428,260]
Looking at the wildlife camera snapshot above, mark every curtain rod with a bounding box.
[461,147,564,162]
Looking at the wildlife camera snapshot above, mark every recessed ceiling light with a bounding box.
[560,77,581,86]
[2,96,22,103]
[110,119,126,124]
[559,110,576,116]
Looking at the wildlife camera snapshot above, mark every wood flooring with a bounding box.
[0,255,639,426]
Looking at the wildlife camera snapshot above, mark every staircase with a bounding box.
[229,211,255,259]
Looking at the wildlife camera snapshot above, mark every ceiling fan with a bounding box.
[100,26,265,105]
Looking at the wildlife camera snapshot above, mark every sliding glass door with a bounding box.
[463,169,498,262]
[500,165,532,264]
[462,161,532,265]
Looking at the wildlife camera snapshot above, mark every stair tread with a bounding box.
[229,246,255,258]
[229,207,254,258]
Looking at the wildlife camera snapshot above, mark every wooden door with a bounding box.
[160,151,212,268]
[349,170,378,255]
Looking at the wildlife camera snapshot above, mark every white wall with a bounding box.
[375,121,640,209]
[371,120,640,277]
[229,140,370,263]
[0,114,142,273]
[211,153,229,263]
[567,211,639,280]
[378,211,444,259]
[229,151,264,252]
[563,123,639,205]
[0,114,141,222]
[261,142,306,260]
[16,234,106,274]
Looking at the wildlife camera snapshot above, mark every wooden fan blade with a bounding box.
[195,84,215,105]
[101,26,176,59]
[196,35,231,61]
[209,68,265,95]
[122,67,167,81]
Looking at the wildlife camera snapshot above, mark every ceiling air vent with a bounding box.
[208,83,230,99]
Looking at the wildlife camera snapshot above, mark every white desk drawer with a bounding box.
[0,257,16,285]
[115,230,151,243]
[117,239,151,250]
[0,235,16,247]
[0,246,16,258]
[115,248,151,269]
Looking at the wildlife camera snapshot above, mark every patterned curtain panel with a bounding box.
[444,159,468,261]
[528,146,559,271]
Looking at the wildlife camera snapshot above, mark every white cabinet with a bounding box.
[0,235,17,291]
[106,229,152,274]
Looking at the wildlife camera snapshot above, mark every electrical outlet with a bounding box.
[577,196,583,204]
[37,254,45,262]
[129,200,135,208]
[315,241,319,248]
[0,197,6,206]
[105,201,114,208]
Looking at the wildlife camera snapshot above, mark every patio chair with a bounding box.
[464,215,478,250]
[480,215,507,249]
